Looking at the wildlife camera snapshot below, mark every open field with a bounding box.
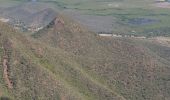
[1,0,170,37]
[43,0,170,37]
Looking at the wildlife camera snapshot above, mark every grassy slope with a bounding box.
[0,21,126,100]
[33,15,170,100]
[0,22,82,100]
[0,8,169,100]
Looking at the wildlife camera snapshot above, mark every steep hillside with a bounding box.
[0,21,125,100]
[33,15,170,100]
[0,10,169,100]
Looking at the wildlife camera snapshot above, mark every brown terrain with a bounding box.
[3,58,13,89]
[0,88,2,97]
[0,4,170,99]
[2,39,13,89]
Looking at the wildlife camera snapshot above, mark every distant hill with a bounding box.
[0,2,58,32]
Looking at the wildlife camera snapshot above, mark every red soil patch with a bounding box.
[3,57,13,89]
[2,39,13,89]
[54,17,65,31]
[61,95,66,100]
[0,88,2,96]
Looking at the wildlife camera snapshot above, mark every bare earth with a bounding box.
[3,58,13,89]
[0,88,2,96]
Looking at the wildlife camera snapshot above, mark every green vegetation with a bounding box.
[0,0,24,7]
[0,12,169,100]
[41,0,170,37]
[3,0,170,36]
[0,0,170,100]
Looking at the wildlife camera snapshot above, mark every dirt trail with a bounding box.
[0,88,2,96]
[3,56,13,89]
[2,39,13,89]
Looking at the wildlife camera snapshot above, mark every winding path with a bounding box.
[0,88,2,96]
[3,56,13,89]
